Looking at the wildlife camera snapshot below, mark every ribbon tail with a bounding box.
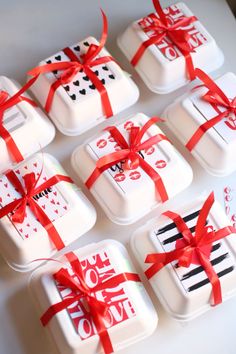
[89,306,114,354]
[85,152,129,189]
[185,112,228,151]
[184,52,196,81]
[41,296,78,326]
[194,192,214,244]
[33,175,73,195]
[152,0,168,25]
[44,79,62,113]
[29,200,65,250]
[138,157,168,202]
[0,200,23,220]
[131,34,165,67]
[145,249,185,279]
[85,67,113,118]
[197,250,222,306]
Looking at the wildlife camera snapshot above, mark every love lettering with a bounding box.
[139,4,207,61]
[109,151,145,174]
[32,187,52,201]
[57,251,136,340]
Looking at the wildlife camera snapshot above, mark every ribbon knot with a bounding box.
[54,267,109,317]
[10,172,38,224]
[131,0,197,80]
[145,192,236,306]
[146,13,196,54]
[86,117,169,203]
[81,43,100,64]
[60,62,83,84]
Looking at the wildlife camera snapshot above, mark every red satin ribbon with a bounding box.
[41,252,141,354]
[145,192,235,306]
[28,10,113,117]
[85,117,169,203]
[0,79,38,163]
[131,0,197,81]
[186,68,236,151]
[0,169,73,251]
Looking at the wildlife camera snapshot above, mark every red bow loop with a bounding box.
[82,44,100,65]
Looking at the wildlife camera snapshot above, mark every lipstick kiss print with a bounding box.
[114,173,126,182]
[129,171,141,180]
[96,139,107,149]
[145,146,155,155]
[155,160,167,169]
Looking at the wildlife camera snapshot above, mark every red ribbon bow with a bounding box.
[0,169,73,251]
[86,117,169,203]
[0,80,37,164]
[186,69,236,151]
[131,0,197,81]
[28,10,113,117]
[41,253,141,354]
[145,192,235,305]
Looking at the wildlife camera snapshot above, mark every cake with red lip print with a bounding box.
[71,113,193,225]
[163,71,236,176]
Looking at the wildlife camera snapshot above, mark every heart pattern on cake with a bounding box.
[0,157,70,240]
[44,39,117,102]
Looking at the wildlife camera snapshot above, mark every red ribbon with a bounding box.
[41,252,141,354]
[85,117,169,203]
[186,68,236,151]
[145,192,235,306]
[0,169,73,251]
[131,0,197,81]
[28,10,113,117]
[0,79,38,164]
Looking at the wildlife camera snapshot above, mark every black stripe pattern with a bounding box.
[154,208,235,293]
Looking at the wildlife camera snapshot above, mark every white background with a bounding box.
[0,0,236,353]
